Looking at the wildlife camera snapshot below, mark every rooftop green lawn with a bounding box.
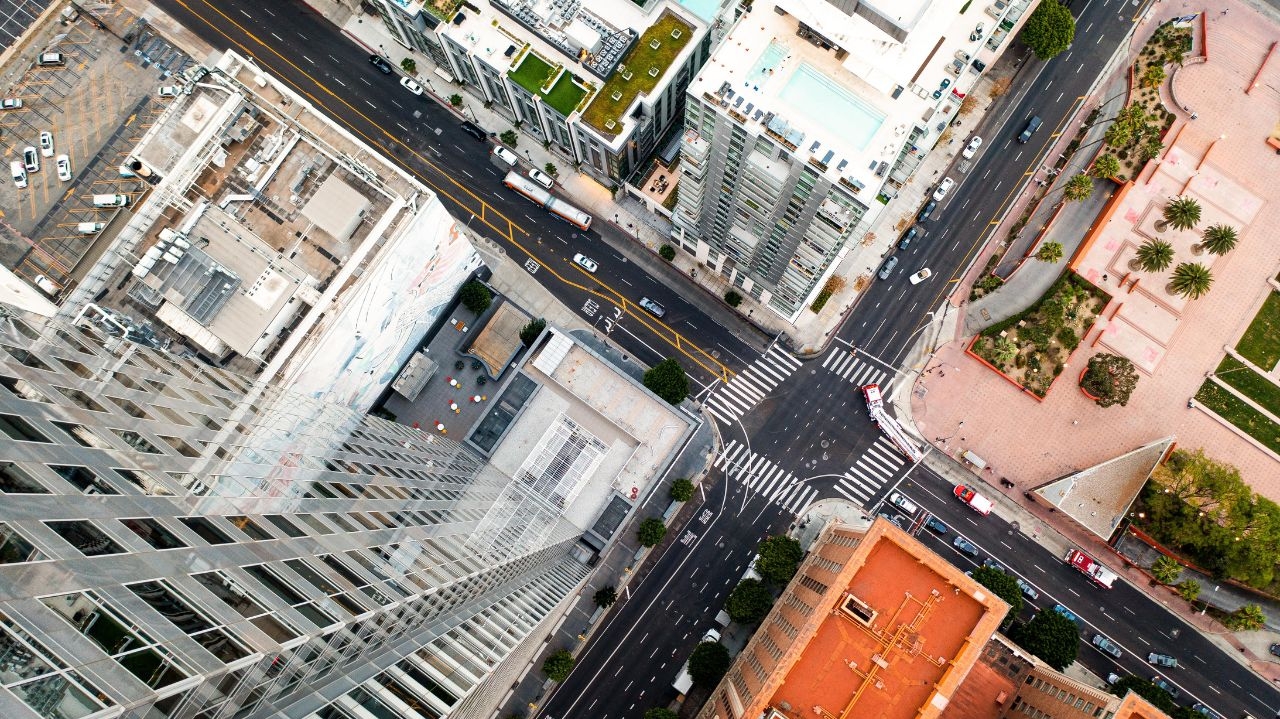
[1195,380,1280,455]
[1214,355,1280,418]
[582,11,692,136]
[544,72,587,116]
[509,53,554,94]
[1236,291,1280,371]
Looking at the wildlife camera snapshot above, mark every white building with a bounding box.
[673,0,1034,320]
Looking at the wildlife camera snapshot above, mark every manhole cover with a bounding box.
[820,440,830,449]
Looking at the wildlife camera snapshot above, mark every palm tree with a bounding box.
[1197,224,1238,256]
[1090,154,1121,180]
[1035,242,1064,264]
[1131,239,1174,272]
[1157,196,1201,232]
[1063,174,1093,202]
[1168,262,1213,299]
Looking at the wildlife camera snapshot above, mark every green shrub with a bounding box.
[725,290,743,307]
[659,244,676,261]
[637,517,667,547]
[459,280,493,314]
[542,650,574,681]
[669,478,695,502]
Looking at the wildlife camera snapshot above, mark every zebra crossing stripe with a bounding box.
[733,371,773,396]
[760,469,788,496]
[755,464,781,490]
[839,473,874,497]
[858,452,901,475]
[716,441,742,468]
[753,360,790,383]
[831,483,862,501]
[710,390,752,416]
[768,347,801,369]
[706,403,738,425]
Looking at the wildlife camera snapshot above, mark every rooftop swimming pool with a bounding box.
[675,0,721,22]
[744,41,787,91]
[778,63,885,151]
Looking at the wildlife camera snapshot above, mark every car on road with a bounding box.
[39,131,53,157]
[1147,652,1177,668]
[368,54,393,74]
[888,492,918,514]
[23,147,39,173]
[954,484,994,515]
[952,536,979,558]
[528,168,555,189]
[572,254,598,273]
[10,161,27,189]
[909,268,932,285]
[399,76,423,95]
[1151,676,1179,699]
[1016,578,1039,600]
[932,177,955,201]
[877,256,899,280]
[459,121,488,141]
[962,135,983,159]
[917,200,937,222]
[898,225,918,250]
[982,558,1005,573]
[1052,604,1080,625]
[55,155,71,182]
[1091,633,1122,659]
[0,98,21,110]
[1018,115,1043,143]
[923,516,947,534]
[638,297,666,318]
[1189,703,1221,718]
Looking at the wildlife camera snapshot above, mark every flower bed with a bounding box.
[970,273,1110,397]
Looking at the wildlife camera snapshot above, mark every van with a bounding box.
[491,146,517,167]
[961,450,987,470]
[1018,116,1042,143]
[36,52,65,67]
[701,627,721,644]
[92,194,129,208]
[76,222,105,235]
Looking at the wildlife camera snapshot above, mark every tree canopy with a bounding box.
[643,358,690,405]
[971,566,1023,624]
[726,579,774,624]
[1080,353,1140,408]
[1020,0,1075,59]
[1035,241,1065,263]
[688,641,731,685]
[542,649,575,681]
[1063,174,1093,202]
[637,517,667,547]
[1169,262,1214,300]
[459,280,493,314]
[1091,154,1121,179]
[519,318,546,346]
[1151,556,1183,584]
[1109,676,1178,714]
[593,585,617,608]
[756,535,804,586]
[669,478,695,502]
[1009,609,1079,670]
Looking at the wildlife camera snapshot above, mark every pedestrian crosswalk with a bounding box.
[821,349,893,394]
[714,440,818,514]
[704,345,800,426]
[832,437,909,504]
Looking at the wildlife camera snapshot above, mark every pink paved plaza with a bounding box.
[916,3,1280,502]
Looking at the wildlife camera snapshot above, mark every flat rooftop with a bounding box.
[769,520,1006,719]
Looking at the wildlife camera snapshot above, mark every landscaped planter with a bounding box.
[1079,367,1102,400]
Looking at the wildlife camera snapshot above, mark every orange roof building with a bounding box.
[697,518,1008,719]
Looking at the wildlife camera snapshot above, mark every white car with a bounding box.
[39,131,53,157]
[933,177,955,201]
[528,168,554,189]
[572,254,598,273]
[10,161,27,189]
[962,135,982,159]
[157,85,180,98]
[399,76,423,96]
[22,147,39,173]
[909,268,933,285]
[0,98,21,110]
[55,154,71,182]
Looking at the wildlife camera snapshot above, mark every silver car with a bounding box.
[878,256,899,280]
[638,297,665,318]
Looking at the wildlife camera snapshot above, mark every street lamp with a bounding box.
[936,420,964,443]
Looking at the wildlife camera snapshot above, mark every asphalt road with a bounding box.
[150,0,767,393]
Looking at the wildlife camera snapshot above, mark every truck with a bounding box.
[672,661,693,696]
[1065,548,1118,589]
[861,384,924,462]
[953,484,993,515]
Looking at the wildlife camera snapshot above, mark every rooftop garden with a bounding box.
[423,0,465,22]
[544,72,588,116]
[509,52,554,95]
[582,11,693,136]
[970,273,1110,397]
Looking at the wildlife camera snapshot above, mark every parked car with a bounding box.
[909,268,932,285]
[22,147,39,173]
[962,135,983,159]
[932,177,955,201]
[36,52,65,67]
[39,131,53,157]
[572,254,598,273]
[528,167,555,189]
[923,516,948,534]
[1151,676,1179,699]
[1091,633,1122,659]
[1189,703,1221,718]
[952,536,979,558]
[158,85,180,97]
[1052,604,1081,625]
[1270,643,1280,658]
[491,146,518,167]
[877,256,899,280]
[701,627,721,644]
[1147,653,1177,668]
[888,492,919,514]
[1016,578,1039,600]
[917,200,937,222]
[0,98,22,110]
[877,511,905,529]
[55,155,71,182]
[399,76,423,95]
[898,225,919,250]
[459,121,488,141]
[367,54,393,74]
[638,297,666,318]
[982,558,1006,573]
[10,161,27,189]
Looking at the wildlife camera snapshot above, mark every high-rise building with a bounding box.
[672,0,1033,319]
[698,518,1006,719]
[0,304,586,719]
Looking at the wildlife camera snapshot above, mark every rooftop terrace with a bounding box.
[582,10,692,135]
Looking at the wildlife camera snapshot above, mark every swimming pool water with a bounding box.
[745,41,787,91]
[778,63,885,151]
[676,0,721,22]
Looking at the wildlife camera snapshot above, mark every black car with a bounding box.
[898,225,919,250]
[917,200,937,222]
[368,54,393,74]
[459,121,489,142]
[923,516,947,534]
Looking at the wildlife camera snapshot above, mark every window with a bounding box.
[0,414,51,443]
[191,571,299,643]
[264,515,307,538]
[0,344,52,371]
[0,462,48,494]
[53,386,107,412]
[229,515,273,541]
[121,518,188,550]
[46,520,125,557]
[113,467,172,495]
[49,420,111,448]
[0,374,50,402]
[127,581,253,664]
[0,612,115,718]
[107,396,152,420]
[0,523,44,564]
[109,428,163,454]
[41,591,189,688]
[179,516,235,545]
[323,513,359,533]
[284,559,369,617]
[50,464,119,495]
[243,564,338,629]
[158,434,202,458]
